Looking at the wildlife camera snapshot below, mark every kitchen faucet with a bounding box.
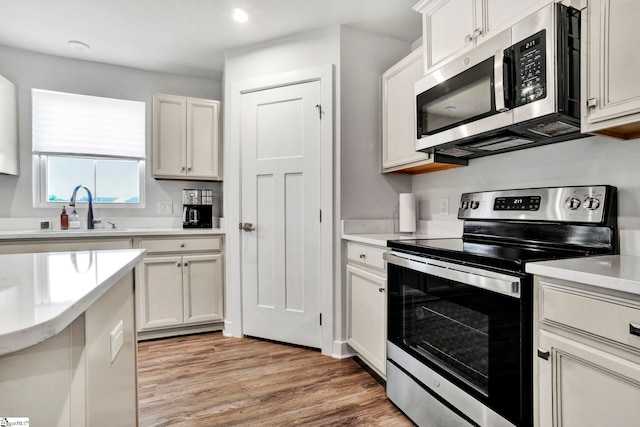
[69,185,95,229]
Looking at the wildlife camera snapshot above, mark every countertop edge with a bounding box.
[526,255,640,297]
[0,249,146,356]
[0,228,225,241]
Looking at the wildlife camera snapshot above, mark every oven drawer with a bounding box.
[347,242,386,272]
[540,283,640,351]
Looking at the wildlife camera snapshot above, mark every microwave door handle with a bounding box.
[494,48,508,112]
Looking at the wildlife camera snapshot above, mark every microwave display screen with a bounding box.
[520,37,541,52]
[494,196,541,211]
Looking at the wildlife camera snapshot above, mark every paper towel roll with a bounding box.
[399,193,416,233]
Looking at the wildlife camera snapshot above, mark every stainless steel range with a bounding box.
[385,185,617,427]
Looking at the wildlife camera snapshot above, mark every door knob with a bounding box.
[240,222,255,231]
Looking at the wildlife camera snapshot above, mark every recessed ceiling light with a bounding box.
[68,40,91,52]
[232,8,249,23]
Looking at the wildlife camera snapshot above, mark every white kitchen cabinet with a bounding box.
[346,241,387,377]
[382,49,467,174]
[136,236,224,339]
[534,276,640,427]
[152,93,222,180]
[582,0,640,139]
[414,0,550,73]
[0,74,18,176]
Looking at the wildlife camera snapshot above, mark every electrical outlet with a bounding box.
[157,201,173,215]
[439,197,449,216]
[110,320,124,363]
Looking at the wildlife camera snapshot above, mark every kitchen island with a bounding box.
[0,249,145,426]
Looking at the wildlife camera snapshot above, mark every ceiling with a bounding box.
[0,0,422,80]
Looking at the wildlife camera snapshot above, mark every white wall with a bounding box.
[0,45,222,223]
[412,135,640,230]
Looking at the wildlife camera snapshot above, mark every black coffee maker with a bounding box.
[182,189,213,228]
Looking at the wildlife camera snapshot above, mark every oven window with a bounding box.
[388,262,521,421]
[417,57,496,137]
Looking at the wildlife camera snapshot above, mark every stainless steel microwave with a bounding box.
[415,3,584,159]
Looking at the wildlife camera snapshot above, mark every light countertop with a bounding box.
[341,232,455,247]
[0,227,225,240]
[526,255,640,296]
[0,248,146,356]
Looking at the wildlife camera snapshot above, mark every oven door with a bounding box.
[415,28,513,152]
[385,251,528,426]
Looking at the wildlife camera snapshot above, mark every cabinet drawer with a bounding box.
[347,242,387,271]
[139,236,222,254]
[541,285,640,350]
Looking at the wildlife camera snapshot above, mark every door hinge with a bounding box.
[319,210,322,222]
[587,97,598,108]
[319,313,322,326]
[315,104,323,120]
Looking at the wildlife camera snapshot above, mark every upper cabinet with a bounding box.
[382,49,467,174]
[582,0,640,139]
[0,74,19,176]
[152,94,222,181]
[414,0,551,73]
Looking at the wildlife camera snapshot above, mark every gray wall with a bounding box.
[339,26,412,220]
[0,45,222,221]
[412,135,640,230]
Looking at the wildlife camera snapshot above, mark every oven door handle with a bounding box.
[384,252,521,298]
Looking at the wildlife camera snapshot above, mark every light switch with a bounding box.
[110,320,124,363]
[439,197,449,216]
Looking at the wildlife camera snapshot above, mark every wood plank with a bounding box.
[137,332,412,426]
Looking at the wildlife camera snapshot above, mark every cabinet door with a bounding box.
[584,0,640,135]
[183,253,224,324]
[0,74,18,176]
[186,98,221,180]
[152,94,187,178]
[382,50,430,171]
[538,330,640,427]
[347,265,387,375]
[137,256,184,330]
[479,0,549,45]
[424,0,478,71]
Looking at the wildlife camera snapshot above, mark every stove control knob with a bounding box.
[583,197,601,210]
[470,201,480,209]
[461,201,469,209]
[564,197,581,210]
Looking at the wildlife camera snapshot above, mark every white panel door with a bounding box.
[241,81,322,348]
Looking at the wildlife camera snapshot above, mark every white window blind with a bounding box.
[32,89,146,159]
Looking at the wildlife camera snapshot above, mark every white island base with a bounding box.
[0,250,144,426]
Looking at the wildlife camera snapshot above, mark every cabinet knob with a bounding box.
[180,243,185,248]
[378,287,385,293]
[464,34,473,43]
[359,254,366,260]
[184,262,189,267]
[187,167,192,171]
[630,322,640,337]
[181,166,186,172]
[176,262,181,267]
[473,28,483,37]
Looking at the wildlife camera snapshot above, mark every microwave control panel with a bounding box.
[511,30,547,107]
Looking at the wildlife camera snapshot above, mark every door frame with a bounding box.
[224,65,335,355]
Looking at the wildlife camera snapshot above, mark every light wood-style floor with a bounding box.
[137,332,413,426]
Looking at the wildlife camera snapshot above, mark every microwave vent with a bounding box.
[527,121,579,137]
[436,147,474,157]
[468,136,534,151]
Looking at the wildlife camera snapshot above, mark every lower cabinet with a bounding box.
[346,241,387,377]
[535,276,640,426]
[136,236,224,339]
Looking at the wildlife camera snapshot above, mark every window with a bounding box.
[32,89,146,207]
